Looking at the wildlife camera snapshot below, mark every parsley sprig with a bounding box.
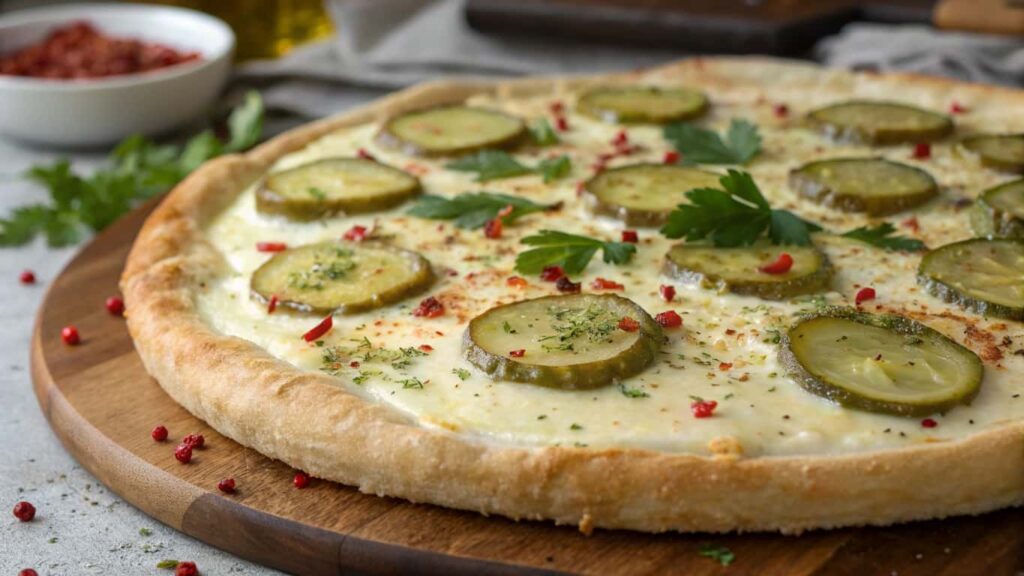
[528,118,560,146]
[446,150,571,183]
[841,222,926,251]
[698,544,735,566]
[661,170,821,247]
[663,119,761,165]
[1,92,264,248]
[407,192,555,229]
[515,230,636,275]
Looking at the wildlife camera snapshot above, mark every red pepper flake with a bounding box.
[950,101,968,114]
[540,265,565,282]
[175,561,199,576]
[356,147,375,160]
[418,344,434,352]
[549,101,565,115]
[555,276,581,293]
[618,316,640,332]
[302,316,334,341]
[772,103,789,118]
[217,478,236,494]
[293,472,311,489]
[718,362,733,371]
[256,241,287,253]
[61,325,80,346]
[151,425,168,442]
[921,418,938,428]
[12,501,36,522]
[911,142,931,160]
[182,433,205,449]
[19,569,39,576]
[105,296,125,316]
[855,287,876,306]
[663,150,680,164]
[655,310,682,328]
[611,130,629,146]
[506,276,528,288]
[174,444,193,464]
[590,277,624,291]
[555,116,569,132]
[691,400,718,419]
[759,253,793,275]
[267,295,279,314]
[509,349,526,358]
[483,217,503,239]
[901,216,920,233]
[659,284,676,302]
[621,230,638,243]
[19,270,35,285]
[342,225,369,242]
[412,296,445,318]
[349,361,360,368]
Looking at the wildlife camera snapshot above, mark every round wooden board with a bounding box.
[30,198,1024,576]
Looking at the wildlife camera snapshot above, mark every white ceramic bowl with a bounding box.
[0,3,234,147]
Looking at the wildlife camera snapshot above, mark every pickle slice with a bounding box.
[255,158,421,221]
[583,163,722,226]
[780,307,983,417]
[960,134,1024,173]
[663,244,832,300]
[377,105,526,157]
[807,101,953,145]
[463,294,662,390]
[251,242,434,315]
[918,238,1024,321]
[789,158,938,216]
[577,86,708,124]
[971,179,1024,239]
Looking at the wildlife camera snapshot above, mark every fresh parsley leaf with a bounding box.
[840,222,926,251]
[1,92,264,249]
[663,119,761,165]
[400,377,424,389]
[529,118,560,146]
[452,368,471,381]
[447,150,533,182]
[698,544,735,566]
[156,560,180,569]
[408,192,553,229]
[516,230,636,275]
[660,170,820,247]
[139,527,153,537]
[619,384,650,398]
[538,155,571,183]
[446,150,572,183]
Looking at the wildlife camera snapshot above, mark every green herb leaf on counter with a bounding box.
[661,170,821,247]
[528,118,560,146]
[698,544,736,566]
[446,150,572,182]
[408,192,554,229]
[663,119,761,165]
[0,91,264,248]
[156,560,180,569]
[619,384,650,398]
[515,230,636,275]
[840,222,926,252]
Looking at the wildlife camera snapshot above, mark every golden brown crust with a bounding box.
[122,57,1024,534]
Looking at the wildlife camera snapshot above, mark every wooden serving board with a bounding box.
[31,198,1024,575]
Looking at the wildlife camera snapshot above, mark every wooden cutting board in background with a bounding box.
[464,0,939,55]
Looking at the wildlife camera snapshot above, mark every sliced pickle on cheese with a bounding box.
[583,163,722,226]
[377,105,526,157]
[780,307,983,417]
[917,238,1024,321]
[960,134,1024,173]
[663,244,832,300]
[789,158,938,216]
[251,242,433,315]
[577,86,708,124]
[463,294,662,390]
[255,158,421,221]
[807,101,953,145]
[971,179,1024,239]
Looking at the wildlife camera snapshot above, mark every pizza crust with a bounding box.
[122,57,1024,533]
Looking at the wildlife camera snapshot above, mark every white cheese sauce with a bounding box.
[197,87,1024,457]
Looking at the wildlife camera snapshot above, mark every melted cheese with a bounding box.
[197,87,1024,457]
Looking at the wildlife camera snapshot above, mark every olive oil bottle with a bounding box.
[146,0,334,61]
